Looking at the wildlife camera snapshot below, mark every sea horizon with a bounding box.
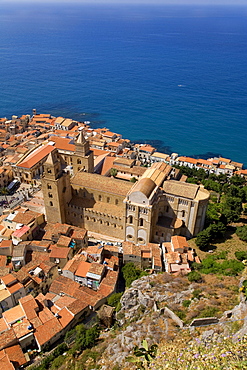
[0,3,246,165]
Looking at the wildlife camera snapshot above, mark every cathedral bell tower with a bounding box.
[42,149,72,224]
[72,131,94,175]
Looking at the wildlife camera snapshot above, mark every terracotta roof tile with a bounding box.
[34,317,62,347]
[75,261,91,278]
[58,307,74,328]
[17,144,55,169]
[38,307,55,324]
[12,318,32,339]
[5,344,27,367]
[49,245,70,259]
[0,350,15,369]
[72,172,133,197]
[2,305,25,325]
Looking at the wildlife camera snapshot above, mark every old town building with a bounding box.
[41,133,209,244]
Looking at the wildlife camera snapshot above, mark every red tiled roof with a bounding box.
[75,261,91,278]
[1,274,16,286]
[49,245,70,259]
[18,144,55,169]
[5,344,27,368]
[34,317,62,347]
[12,225,30,238]
[51,136,75,152]
[58,307,74,328]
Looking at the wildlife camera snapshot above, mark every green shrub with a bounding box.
[235,251,247,261]
[195,256,244,276]
[182,300,191,308]
[192,289,202,300]
[107,292,123,310]
[199,306,219,318]
[187,271,202,282]
[50,356,65,370]
[174,310,186,320]
[122,262,148,287]
[236,226,247,242]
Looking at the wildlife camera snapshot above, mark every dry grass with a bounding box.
[150,333,247,370]
[188,228,247,261]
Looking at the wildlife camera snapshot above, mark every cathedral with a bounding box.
[42,132,209,244]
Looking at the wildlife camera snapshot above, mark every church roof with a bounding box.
[76,131,86,145]
[130,177,156,198]
[45,150,58,166]
[71,172,133,197]
[163,180,199,200]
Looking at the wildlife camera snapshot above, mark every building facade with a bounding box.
[42,136,210,244]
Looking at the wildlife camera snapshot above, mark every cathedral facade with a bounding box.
[42,133,209,244]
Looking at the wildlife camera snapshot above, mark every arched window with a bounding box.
[99,195,102,201]
[77,159,81,164]
[139,218,144,227]
[181,210,185,218]
[107,197,110,203]
[129,215,133,224]
[48,193,53,198]
[47,184,52,190]
[138,237,144,244]
[115,199,118,205]
[49,201,53,206]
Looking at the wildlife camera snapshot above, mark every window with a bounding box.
[48,193,53,198]
[115,199,118,205]
[138,237,144,243]
[77,159,81,164]
[181,210,185,217]
[47,184,52,190]
[139,218,144,227]
[99,195,102,201]
[129,215,133,224]
[49,201,53,206]
[107,197,110,203]
[47,169,52,174]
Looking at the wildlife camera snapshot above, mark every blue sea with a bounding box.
[0,3,247,165]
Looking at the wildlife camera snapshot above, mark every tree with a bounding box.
[220,197,242,224]
[122,262,148,287]
[186,177,198,184]
[196,229,211,251]
[208,222,226,240]
[202,179,221,193]
[230,175,246,187]
[206,203,221,225]
[236,225,247,242]
[107,292,123,311]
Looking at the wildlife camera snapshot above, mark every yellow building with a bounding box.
[42,135,209,243]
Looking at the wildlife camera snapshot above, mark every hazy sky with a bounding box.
[2,0,247,4]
